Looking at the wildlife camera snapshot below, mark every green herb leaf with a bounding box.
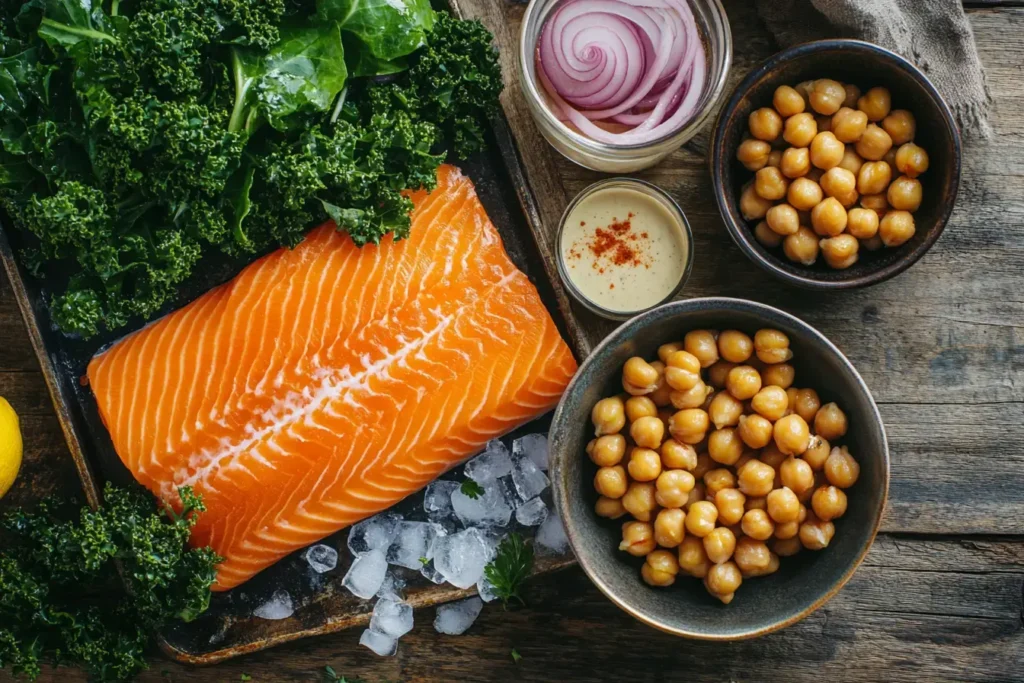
[241,674,253,681]
[319,0,435,63]
[419,556,429,566]
[483,533,533,607]
[460,478,484,500]
[511,648,522,663]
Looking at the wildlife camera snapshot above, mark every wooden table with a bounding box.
[3,1,1023,680]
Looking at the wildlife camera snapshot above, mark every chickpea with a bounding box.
[664,350,702,393]
[670,380,712,410]
[684,330,719,368]
[887,175,923,211]
[749,107,783,141]
[641,550,680,587]
[882,109,915,145]
[802,435,831,471]
[623,356,659,392]
[703,527,737,565]
[820,234,860,270]
[740,508,775,541]
[704,467,737,498]
[745,495,767,511]
[737,459,776,497]
[774,519,799,540]
[754,220,784,248]
[668,408,710,445]
[648,365,673,409]
[793,80,816,101]
[838,83,859,107]
[751,385,789,421]
[846,207,879,240]
[761,363,795,390]
[820,166,856,201]
[783,226,820,266]
[783,112,817,147]
[799,513,836,550]
[765,203,800,237]
[781,389,817,426]
[685,481,707,512]
[657,342,683,364]
[621,481,658,521]
[811,485,848,521]
[692,453,714,479]
[737,138,772,172]
[592,396,626,436]
[624,396,657,423]
[755,166,790,201]
[779,456,815,496]
[771,536,801,557]
[859,234,883,251]
[653,508,687,549]
[713,330,751,365]
[813,402,848,440]
[766,486,801,524]
[884,146,898,167]
[879,210,915,247]
[655,469,696,509]
[857,86,891,121]
[740,181,773,220]
[723,365,761,401]
[627,447,662,482]
[754,329,792,365]
[767,149,783,168]
[619,521,656,556]
[773,413,811,455]
[661,439,698,470]
[809,197,847,238]
[677,536,712,578]
[830,106,868,143]
[810,131,845,170]
[708,390,744,429]
[780,147,811,179]
[596,496,627,519]
[594,465,628,499]
[814,114,832,134]
[860,192,889,217]
[630,415,664,449]
[786,177,823,211]
[855,123,893,161]
[809,79,846,115]
[587,434,627,467]
[838,146,864,175]
[773,84,806,117]
[734,450,757,471]
[707,361,736,390]
[895,142,929,178]
[685,500,719,537]
[825,446,860,488]
[856,160,892,196]
[715,487,747,526]
[737,414,774,449]
[705,561,742,603]
[733,536,772,573]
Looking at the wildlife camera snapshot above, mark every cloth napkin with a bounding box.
[756,0,992,138]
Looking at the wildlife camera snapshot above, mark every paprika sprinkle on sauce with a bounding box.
[559,179,691,317]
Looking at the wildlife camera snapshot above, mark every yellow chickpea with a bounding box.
[740,508,775,541]
[799,513,836,550]
[761,363,795,390]
[595,496,627,519]
[661,439,698,470]
[664,350,702,393]
[745,495,767,511]
[750,385,789,421]
[749,107,783,141]
[840,83,860,108]
[705,561,742,603]
[767,149,783,168]
[594,465,628,499]
[887,175,923,211]
[641,549,680,587]
[587,434,627,467]
[765,203,800,237]
[737,414,774,449]
[819,166,857,202]
[879,210,915,247]
[737,138,772,172]
[705,361,735,390]
[670,381,712,411]
[786,388,818,425]
[677,536,712,578]
[855,123,893,161]
[655,469,696,509]
[857,86,891,121]
[704,467,737,498]
[592,396,626,436]
[793,80,816,101]
[809,79,846,115]
[811,485,848,521]
[780,456,815,496]
[715,487,747,526]
[733,536,772,574]
[802,435,831,471]
[786,177,823,211]
[715,329,752,364]
[625,396,657,423]
[627,447,663,482]
[809,197,847,238]
[737,459,776,497]
[882,109,915,145]
[657,342,683,364]
[623,356,659,392]
[857,160,892,195]
[780,147,811,179]
[766,486,801,523]
[774,520,799,540]
[692,453,714,480]
[820,234,860,270]
[838,146,864,175]
[825,446,860,488]
[769,538,800,560]
[809,131,845,170]
[783,112,817,147]
[860,192,889,217]
[846,207,879,240]
[668,408,710,445]
[725,365,763,401]
[685,500,719,537]
[653,508,687,549]
[814,402,848,440]
[773,84,806,117]
[773,413,811,455]
[830,106,868,143]
[754,220,784,248]
[630,415,665,449]
[649,361,669,406]
[708,390,744,430]
[755,166,790,201]
[783,226,820,266]
[740,181,773,221]
[620,520,657,556]
[621,481,658,521]
[754,329,792,364]
[703,527,737,565]
[884,146,898,167]
[895,142,929,178]
[684,330,719,368]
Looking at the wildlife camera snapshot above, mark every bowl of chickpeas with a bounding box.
[710,39,961,288]
[548,297,889,639]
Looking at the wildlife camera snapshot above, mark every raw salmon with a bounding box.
[87,165,577,590]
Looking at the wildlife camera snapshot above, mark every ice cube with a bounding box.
[341,549,388,599]
[477,575,499,603]
[451,482,513,528]
[515,497,549,526]
[386,521,437,570]
[496,475,525,510]
[376,571,407,601]
[370,598,414,638]
[304,544,338,573]
[513,433,549,471]
[347,512,402,555]
[424,480,459,518]
[253,589,294,620]
[434,597,484,635]
[464,440,513,482]
[432,527,492,588]
[536,507,570,554]
[420,560,446,584]
[359,628,397,657]
[511,454,550,501]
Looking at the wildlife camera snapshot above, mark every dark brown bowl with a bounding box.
[710,40,962,289]
[549,298,889,639]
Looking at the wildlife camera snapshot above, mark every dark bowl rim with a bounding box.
[709,39,963,290]
[549,296,891,640]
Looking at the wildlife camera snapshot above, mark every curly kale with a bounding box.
[0,484,220,681]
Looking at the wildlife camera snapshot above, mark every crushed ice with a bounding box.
[253,589,295,620]
[434,597,484,635]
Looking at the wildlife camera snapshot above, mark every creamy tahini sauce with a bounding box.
[560,187,688,314]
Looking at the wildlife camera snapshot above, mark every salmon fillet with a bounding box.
[87,165,578,590]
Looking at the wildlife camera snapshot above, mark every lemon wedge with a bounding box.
[0,396,22,499]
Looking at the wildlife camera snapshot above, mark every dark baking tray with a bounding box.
[0,35,587,666]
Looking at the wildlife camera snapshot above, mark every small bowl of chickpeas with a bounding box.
[548,297,889,639]
[710,39,961,289]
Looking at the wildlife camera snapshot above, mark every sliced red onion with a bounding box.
[536,0,706,145]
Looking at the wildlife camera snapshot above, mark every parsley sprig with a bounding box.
[483,533,534,607]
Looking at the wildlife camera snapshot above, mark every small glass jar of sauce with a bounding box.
[557,178,693,319]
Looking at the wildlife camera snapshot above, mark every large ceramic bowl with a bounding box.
[710,40,962,289]
[549,298,889,639]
